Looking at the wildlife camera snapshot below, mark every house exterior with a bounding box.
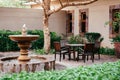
[31,0,120,48]
[0,0,120,48]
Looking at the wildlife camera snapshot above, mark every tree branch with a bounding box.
[58,0,63,7]
[48,0,98,15]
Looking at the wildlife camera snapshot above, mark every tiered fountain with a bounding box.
[0,25,55,73]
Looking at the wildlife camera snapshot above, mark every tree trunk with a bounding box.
[41,0,51,54]
[43,15,50,54]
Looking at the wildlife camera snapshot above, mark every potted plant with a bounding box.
[111,12,120,58]
[112,35,120,58]
[85,32,104,43]
[68,35,86,44]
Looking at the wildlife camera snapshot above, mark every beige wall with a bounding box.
[64,0,120,48]
[0,7,66,35]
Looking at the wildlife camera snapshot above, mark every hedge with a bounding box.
[0,30,61,52]
[0,60,120,80]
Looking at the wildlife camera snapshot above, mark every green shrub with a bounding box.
[68,35,85,44]
[99,47,115,55]
[0,30,61,52]
[112,35,120,42]
[0,30,20,52]
[0,60,120,80]
[85,32,104,43]
[28,30,44,49]
[50,32,61,48]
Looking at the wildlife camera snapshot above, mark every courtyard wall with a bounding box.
[0,7,66,35]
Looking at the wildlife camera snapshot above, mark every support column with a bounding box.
[74,8,80,36]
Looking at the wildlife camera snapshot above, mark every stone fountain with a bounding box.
[0,25,55,73]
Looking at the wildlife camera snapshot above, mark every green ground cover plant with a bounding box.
[33,49,55,55]
[0,60,120,80]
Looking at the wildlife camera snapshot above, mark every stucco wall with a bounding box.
[0,7,66,35]
[64,0,120,48]
[83,0,120,47]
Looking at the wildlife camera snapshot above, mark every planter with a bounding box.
[114,42,120,58]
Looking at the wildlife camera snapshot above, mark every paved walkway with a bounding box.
[0,51,119,70]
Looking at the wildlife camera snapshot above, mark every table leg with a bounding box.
[73,47,76,60]
[68,46,71,60]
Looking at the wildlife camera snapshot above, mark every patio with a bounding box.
[0,51,119,70]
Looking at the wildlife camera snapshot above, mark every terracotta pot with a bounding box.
[114,42,120,58]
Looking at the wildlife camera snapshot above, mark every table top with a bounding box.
[66,43,85,47]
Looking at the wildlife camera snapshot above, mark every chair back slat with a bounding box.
[54,42,61,51]
[84,43,95,53]
[60,40,68,48]
[95,41,100,49]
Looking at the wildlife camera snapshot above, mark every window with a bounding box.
[67,13,72,33]
[81,12,87,33]
[66,11,74,36]
[109,4,120,38]
[112,9,120,34]
[79,9,88,36]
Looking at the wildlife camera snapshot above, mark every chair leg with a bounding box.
[83,54,86,63]
[87,55,89,61]
[91,53,94,62]
[76,52,79,61]
[60,53,61,61]
[63,54,65,59]
[68,52,71,60]
[98,53,100,60]
[54,52,56,60]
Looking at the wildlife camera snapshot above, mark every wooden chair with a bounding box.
[77,43,95,62]
[94,41,101,59]
[84,43,95,62]
[60,39,69,51]
[53,41,69,61]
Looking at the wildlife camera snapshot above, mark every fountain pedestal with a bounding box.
[9,35,39,61]
[18,41,31,61]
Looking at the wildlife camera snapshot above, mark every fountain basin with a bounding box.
[9,35,39,42]
[9,35,39,61]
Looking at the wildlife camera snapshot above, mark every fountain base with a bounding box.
[0,56,55,73]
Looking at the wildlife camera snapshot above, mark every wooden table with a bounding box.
[66,43,85,60]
